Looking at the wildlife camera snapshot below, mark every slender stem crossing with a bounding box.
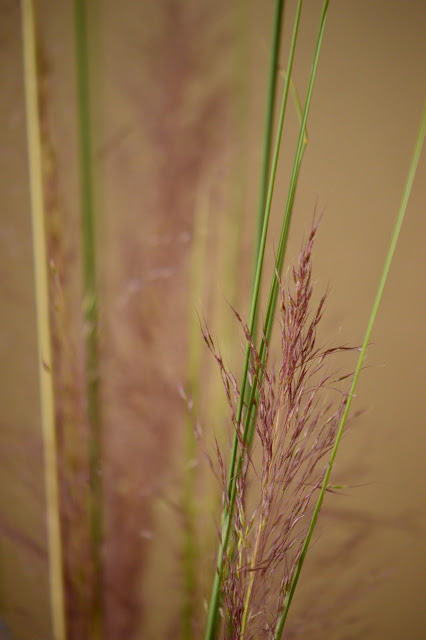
[274,103,426,640]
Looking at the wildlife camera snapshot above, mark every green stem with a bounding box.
[254,0,285,273]
[203,3,304,638]
[222,3,329,632]
[74,1,102,636]
[246,0,329,451]
[274,103,426,640]
[21,1,66,638]
[247,0,284,429]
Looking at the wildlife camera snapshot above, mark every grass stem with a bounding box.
[245,0,328,448]
[274,102,426,640]
[203,3,304,637]
[253,0,285,277]
[246,0,284,430]
[21,1,66,638]
[74,1,102,636]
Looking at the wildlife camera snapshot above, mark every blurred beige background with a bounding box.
[0,1,425,638]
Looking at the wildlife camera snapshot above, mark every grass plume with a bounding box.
[40,46,94,639]
[203,3,329,635]
[21,9,97,639]
[203,223,354,638]
[100,3,232,637]
[7,2,424,639]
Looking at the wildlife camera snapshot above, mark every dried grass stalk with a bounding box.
[31,27,95,639]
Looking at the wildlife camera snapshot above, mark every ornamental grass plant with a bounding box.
[0,1,425,639]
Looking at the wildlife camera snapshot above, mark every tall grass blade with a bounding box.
[20,1,66,638]
[247,0,284,430]
[253,0,285,271]
[203,3,305,637]
[235,0,330,560]
[74,1,102,636]
[274,103,426,639]
[245,0,329,448]
[279,68,308,145]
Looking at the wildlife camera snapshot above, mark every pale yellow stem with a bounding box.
[21,1,66,639]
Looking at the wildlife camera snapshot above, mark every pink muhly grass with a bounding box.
[203,224,354,639]
[101,3,232,636]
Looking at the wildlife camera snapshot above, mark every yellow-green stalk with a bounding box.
[203,1,306,636]
[274,102,426,639]
[204,1,334,635]
[252,0,285,329]
[21,1,66,638]
[74,1,102,636]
